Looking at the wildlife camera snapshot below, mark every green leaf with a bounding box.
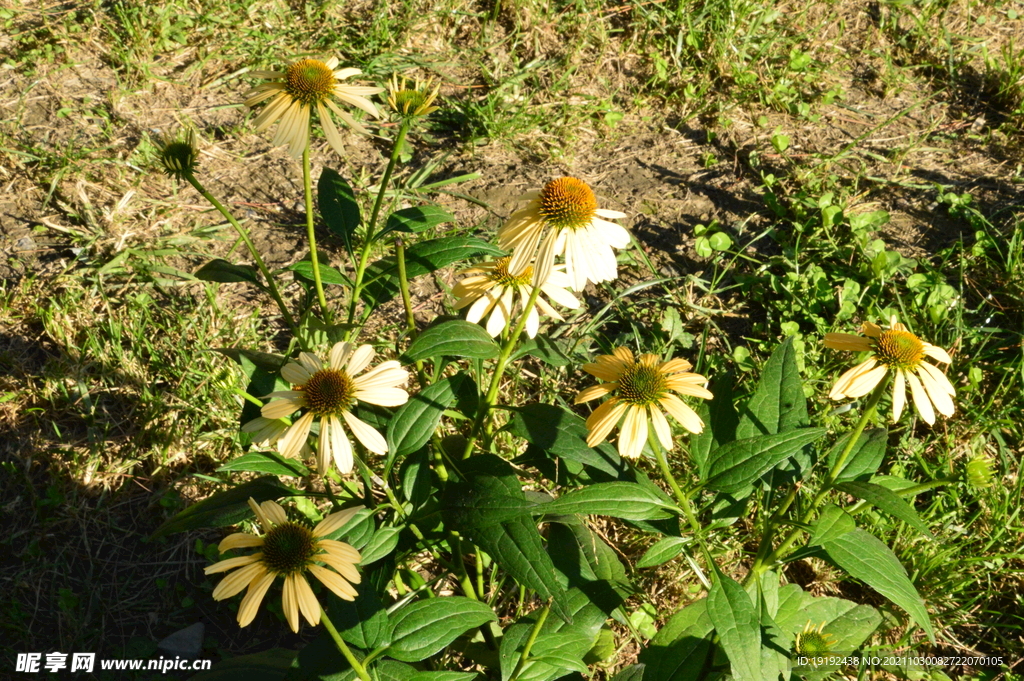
[288,260,352,287]
[360,525,403,565]
[327,583,390,650]
[151,477,291,538]
[541,482,677,521]
[819,528,935,642]
[637,537,689,568]
[775,584,881,664]
[409,673,479,681]
[547,523,631,615]
[706,569,761,681]
[195,259,264,288]
[505,403,624,478]
[735,337,808,439]
[191,649,295,681]
[610,665,646,681]
[405,320,499,361]
[400,447,432,508]
[218,451,310,477]
[810,504,857,545]
[499,623,533,681]
[373,661,419,681]
[690,373,739,480]
[361,237,503,308]
[511,335,572,366]
[387,374,467,466]
[379,205,455,239]
[442,455,572,623]
[827,428,887,482]
[215,348,287,375]
[387,598,498,662]
[638,599,714,681]
[835,481,932,537]
[705,428,827,493]
[318,168,360,257]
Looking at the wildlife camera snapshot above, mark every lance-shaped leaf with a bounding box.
[540,482,677,521]
[378,205,455,240]
[442,455,573,623]
[386,598,497,662]
[151,477,291,538]
[706,569,761,681]
[386,373,469,469]
[835,481,932,537]
[505,403,624,478]
[327,579,391,650]
[217,451,309,477]
[705,428,826,493]
[735,337,808,438]
[318,168,360,257]
[195,259,264,288]
[405,321,499,361]
[287,260,352,287]
[637,599,714,681]
[827,428,888,482]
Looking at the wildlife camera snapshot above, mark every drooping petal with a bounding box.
[923,343,952,365]
[281,361,312,386]
[294,574,322,628]
[823,332,873,352]
[218,533,264,553]
[281,573,300,633]
[278,412,315,459]
[905,370,935,425]
[237,571,275,628]
[308,564,358,600]
[659,394,704,434]
[329,342,354,370]
[346,345,375,376]
[574,383,617,404]
[618,405,648,459]
[892,369,907,423]
[327,416,353,474]
[649,404,674,451]
[314,504,364,537]
[584,398,628,447]
[212,561,265,601]
[205,553,261,575]
[916,365,955,417]
[341,410,387,454]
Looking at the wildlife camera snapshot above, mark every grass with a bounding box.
[1,0,1022,677]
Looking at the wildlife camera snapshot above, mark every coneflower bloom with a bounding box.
[824,316,955,425]
[261,343,409,474]
[575,347,712,459]
[497,177,629,292]
[243,57,383,158]
[452,257,580,337]
[205,498,362,632]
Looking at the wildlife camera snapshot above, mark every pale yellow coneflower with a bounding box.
[386,74,441,119]
[243,57,383,158]
[824,315,955,425]
[452,257,580,338]
[497,177,629,292]
[205,498,362,633]
[574,347,712,460]
[260,343,410,475]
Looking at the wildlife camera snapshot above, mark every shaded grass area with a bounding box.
[1,0,1022,677]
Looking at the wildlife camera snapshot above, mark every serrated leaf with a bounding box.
[327,582,390,650]
[218,451,309,477]
[151,477,291,538]
[288,260,352,287]
[706,570,761,681]
[360,525,403,565]
[638,600,714,681]
[318,168,360,257]
[405,320,499,361]
[361,237,503,308]
[820,528,935,642]
[387,598,497,662]
[505,403,624,478]
[835,481,932,537]
[541,482,677,521]
[637,537,689,569]
[705,428,826,493]
[379,205,455,239]
[736,338,808,439]
[195,259,264,288]
[442,455,572,623]
[827,428,888,482]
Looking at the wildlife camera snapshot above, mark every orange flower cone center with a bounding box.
[539,177,598,230]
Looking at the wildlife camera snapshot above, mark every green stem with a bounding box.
[320,607,372,681]
[650,433,715,571]
[509,604,550,681]
[462,285,544,458]
[183,171,300,341]
[348,119,411,326]
[302,145,332,324]
[754,377,889,575]
[395,237,428,387]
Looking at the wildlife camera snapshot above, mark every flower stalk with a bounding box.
[303,145,332,323]
[320,607,372,681]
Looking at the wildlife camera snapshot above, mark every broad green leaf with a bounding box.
[195,259,263,288]
[810,504,856,545]
[706,569,761,681]
[330,508,376,550]
[318,168,360,256]
[548,523,631,615]
[288,260,352,287]
[511,335,572,366]
[327,583,390,650]
[690,373,739,479]
[541,482,676,521]
[379,205,455,239]
[218,451,309,477]
[835,481,932,537]
[512,589,614,681]
[705,428,826,493]
[151,477,291,538]
[610,665,646,681]
[387,598,497,662]
[409,673,479,681]
[361,237,503,308]
[442,455,572,623]
[638,599,714,681]
[827,428,888,482]
[359,525,403,565]
[191,648,295,681]
[505,403,624,478]
[373,661,419,681]
[735,337,808,439]
[399,447,432,508]
[406,322,499,361]
[387,373,467,467]
[499,623,533,681]
[820,528,935,642]
[637,537,689,568]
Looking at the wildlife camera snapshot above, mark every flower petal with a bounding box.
[574,383,617,404]
[584,398,627,447]
[237,571,275,628]
[314,505,364,537]
[618,405,648,459]
[341,410,387,454]
[905,370,935,425]
[659,394,704,434]
[347,345,375,376]
[278,412,315,459]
